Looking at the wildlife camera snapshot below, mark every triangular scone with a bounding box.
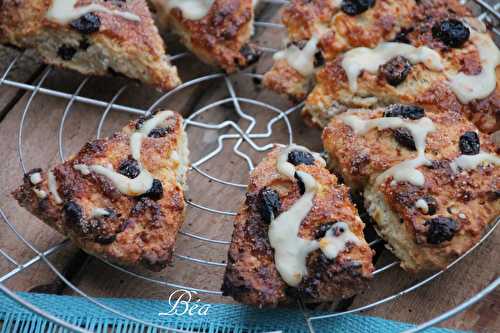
[322,105,499,273]
[262,0,417,100]
[303,2,499,133]
[0,0,180,91]
[150,0,260,73]
[13,111,189,271]
[222,145,374,307]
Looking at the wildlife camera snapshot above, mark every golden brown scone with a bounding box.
[222,145,374,307]
[322,105,494,191]
[322,105,499,273]
[0,0,180,91]
[13,111,189,271]
[150,0,260,73]
[263,0,417,100]
[303,2,499,133]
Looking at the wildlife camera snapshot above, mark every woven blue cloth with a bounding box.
[0,292,464,333]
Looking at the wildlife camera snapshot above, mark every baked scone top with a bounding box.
[13,111,189,271]
[222,145,374,307]
[0,0,181,90]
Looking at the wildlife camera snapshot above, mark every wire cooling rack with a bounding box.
[0,0,499,332]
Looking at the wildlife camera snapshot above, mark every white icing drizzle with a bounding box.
[273,36,320,77]
[268,145,360,286]
[29,173,42,185]
[74,164,91,175]
[46,0,140,24]
[76,111,174,196]
[165,0,215,20]
[33,188,48,199]
[447,30,500,103]
[48,171,63,204]
[450,152,500,173]
[341,42,444,92]
[320,222,361,259]
[339,113,436,187]
[415,198,429,214]
[269,170,319,286]
[91,208,111,218]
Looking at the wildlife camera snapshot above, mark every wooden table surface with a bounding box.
[0,2,498,332]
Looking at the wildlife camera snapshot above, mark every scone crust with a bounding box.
[366,158,499,273]
[263,0,416,100]
[303,1,499,133]
[322,107,494,191]
[0,0,180,90]
[222,147,374,307]
[13,112,188,271]
[153,0,259,73]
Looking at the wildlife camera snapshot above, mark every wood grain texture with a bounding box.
[0,2,498,332]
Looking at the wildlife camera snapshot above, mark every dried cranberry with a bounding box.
[393,128,416,150]
[432,19,470,48]
[118,158,140,179]
[70,13,101,34]
[148,127,172,138]
[380,56,412,86]
[140,179,164,201]
[63,201,83,226]
[459,131,480,155]
[288,150,315,166]
[314,222,335,239]
[425,216,458,244]
[384,104,425,120]
[257,187,281,224]
[294,172,306,195]
[57,45,77,61]
[341,0,375,16]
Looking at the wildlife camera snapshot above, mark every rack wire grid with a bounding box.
[0,0,499,332]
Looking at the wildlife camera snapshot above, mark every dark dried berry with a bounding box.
[148,127,172,138]
[70,13,101,34]
[393,128,416,150]
[341,0,375,16]
[141,179,164,201]
[392,28,413,44]
[418,196,438,215]
[294,172,306,195]
[57,45,77,61]
[94,234,116,245]
[380,56,412,86]
[314,51,325,67]
[79,39,90,50]
[239,44,261,67]
[432,19,470,48]
[424,216,458,244]
[314,222,335,239]
[63,201,83,226]
[288,150,315,166]
[384,104,425,120]
[257,187,281,224]
[459,131,480,155]
[118,158,140,179]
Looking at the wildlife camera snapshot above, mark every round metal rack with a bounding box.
[0,0,499,332]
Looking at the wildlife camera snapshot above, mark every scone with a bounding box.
[303,2,499,133]
[150,0,260,73]
[322,104,492,191]
[222,145,374,307]
[323,105,499,273]
[262,0,417,100]
[0,0,181,91]
[13,111,189,271]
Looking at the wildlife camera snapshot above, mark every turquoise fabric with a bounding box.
[0,292,465,333]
